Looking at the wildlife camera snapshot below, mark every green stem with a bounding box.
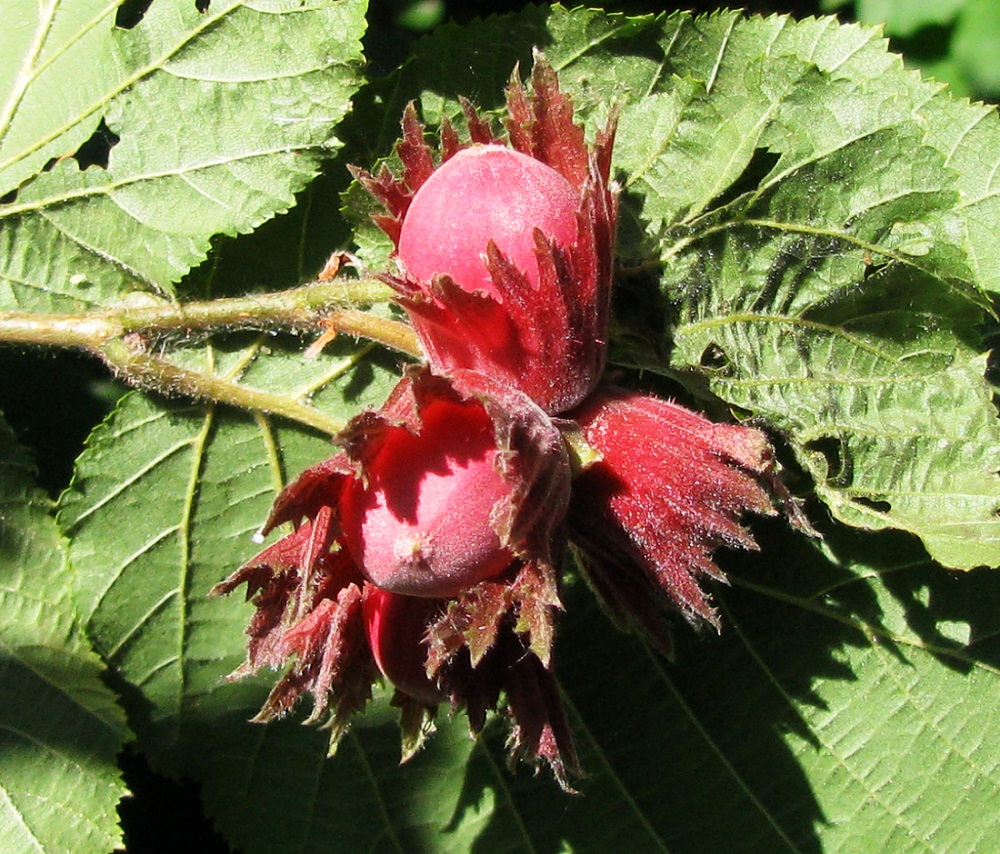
[317,309,421,356]
[98,340,348,435]
[0,279,414,347]
[0,278,422,436]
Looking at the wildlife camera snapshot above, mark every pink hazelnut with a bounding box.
[363,587,445,706]
[398,145,580,299]
[339,390,514,598]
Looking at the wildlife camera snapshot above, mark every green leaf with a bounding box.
[344,7,1000,566]
[637,19,999,568]
[0,413,129,854]
[612,14,972,276]
[190,703,492,853]
[0,0,366,312]
[549,522,1000,852]
[59,337,399,753]
[0,0,122,196]
[665,223,1000,569]
[572,10,999,569]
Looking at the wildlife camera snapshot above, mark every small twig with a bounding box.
[0,277,422,436]
[0,278,416,349]
[313,309,420,356]
[97,339,348,435]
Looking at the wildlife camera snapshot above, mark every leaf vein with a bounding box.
[105,587,180,662]
[643,645,806,853]
[64,439,195,530]
[551,19,649,72]
[0,0,247,178]
[348,731,406,853]
[560,689,668,852]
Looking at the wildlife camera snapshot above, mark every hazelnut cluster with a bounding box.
[214,55,784,789]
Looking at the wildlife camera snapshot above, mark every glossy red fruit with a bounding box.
[398,146,580,299]
[339,388,515,598]
[355,54,618,415]
[363,587,445,706]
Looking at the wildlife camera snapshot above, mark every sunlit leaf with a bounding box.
[0,0,366,312]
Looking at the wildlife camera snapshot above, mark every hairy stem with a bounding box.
[320,309,421,355]
[0,279,422,436]
[0,279,417,347]
[98,339,349,435]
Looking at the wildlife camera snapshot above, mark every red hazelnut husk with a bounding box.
[209,527,378,744]
[216,52,807,792]
[212,368,579,784]
[566,385,783,653]
[352,51,618,415]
